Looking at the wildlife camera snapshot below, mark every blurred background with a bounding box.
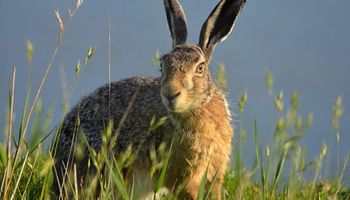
[1,0,349,182]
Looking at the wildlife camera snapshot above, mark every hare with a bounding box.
[53,0,246,199]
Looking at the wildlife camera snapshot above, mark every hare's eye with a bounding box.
[195,63,205,75]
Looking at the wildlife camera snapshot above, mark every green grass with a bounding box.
[1,0,350,199]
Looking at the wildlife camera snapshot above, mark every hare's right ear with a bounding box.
[164,0,188,49]
[199,0,246,61]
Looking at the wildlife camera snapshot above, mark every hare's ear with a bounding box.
[199,0,246,60]
[164,0,188,49]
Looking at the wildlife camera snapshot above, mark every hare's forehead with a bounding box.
[162,45,205,68]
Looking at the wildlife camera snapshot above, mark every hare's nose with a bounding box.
[167,92,181,102]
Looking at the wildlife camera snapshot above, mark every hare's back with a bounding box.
[57,77,167,159]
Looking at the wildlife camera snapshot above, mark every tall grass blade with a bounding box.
[336,153,350,195]
[129,176,135,200]
[155,139,173,193]
[17,82,32,149]
[2,67,16,200]
[10,152,28,200]
[109,157,129,200]
[0,143,6,168]
[272,144,289,193]
[253,118,265,198]
[197,168,208,200]
[204,171,219,200]
[22,145,41,198]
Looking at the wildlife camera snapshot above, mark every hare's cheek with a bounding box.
[182,75,194,91]
[191,76,207,92]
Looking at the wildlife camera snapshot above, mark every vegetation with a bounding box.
[1,0,349,199]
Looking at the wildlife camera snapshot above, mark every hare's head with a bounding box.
[160,0,246,113]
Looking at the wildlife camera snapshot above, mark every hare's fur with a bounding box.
[54,51,231,199]
[53,0,246,199]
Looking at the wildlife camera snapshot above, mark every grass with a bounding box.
[1,0,350,199]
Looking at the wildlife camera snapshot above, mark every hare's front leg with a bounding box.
[179,166,222,200]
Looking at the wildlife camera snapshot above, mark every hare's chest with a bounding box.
[172,127,216,161]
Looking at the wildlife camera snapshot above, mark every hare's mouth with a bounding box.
[160,93,188,113]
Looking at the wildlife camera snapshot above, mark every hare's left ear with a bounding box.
[199,0,246,61]
[164,0,188,49]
